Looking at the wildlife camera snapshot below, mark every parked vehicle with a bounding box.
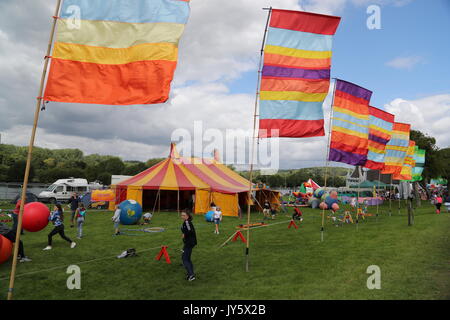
[38,178,103,204]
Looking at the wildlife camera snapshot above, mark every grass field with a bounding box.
[0,201,449,300]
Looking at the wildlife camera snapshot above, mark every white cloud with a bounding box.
[385,55,424,70]
[384,94,450,148]
[0,0,436,174]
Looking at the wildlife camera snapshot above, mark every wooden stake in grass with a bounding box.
[245,7,272,272]
[7,0,63,300]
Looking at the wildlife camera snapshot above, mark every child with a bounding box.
[435,195,443,214]
[292,207,303,221]
[43,204,76,250]
[75,203,87,239]
[0,222,31,262]
[142,212,153,225]
[180,211,197,281]
[112,205,121,235]
[262,200,271,219]
[213,206,222,234]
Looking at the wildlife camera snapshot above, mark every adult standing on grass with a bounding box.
[43,204,76,250]
[112,205,121,236]
[213,206,222,234]
[0,222,31,262]
[75,203,87,239]
[68,192,80,228]
[181,210,197,281]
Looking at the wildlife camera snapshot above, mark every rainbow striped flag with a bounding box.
[328,79,372,166]
[393,140,416,181]
[44,0,190,105]
[381,122,410,175]
[411,146,425,182]
[258,9,341,138]
[365,106,395,170]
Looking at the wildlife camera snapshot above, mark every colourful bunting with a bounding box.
[44,0,191,105]
[382,123,411,175]
[328,79,372,166]
[259,9,341,138]
[364,106,395,170]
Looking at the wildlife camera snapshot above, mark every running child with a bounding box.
[43,204,76,250]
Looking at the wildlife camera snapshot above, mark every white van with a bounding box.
[39,178,103,204]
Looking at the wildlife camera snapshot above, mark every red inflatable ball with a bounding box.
[22,202,50,232]
[0,235,13,264]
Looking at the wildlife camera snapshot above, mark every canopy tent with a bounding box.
[371,180,390,188]
[253,188,281,212]
[113,143,251,216]
[349,180,376,188]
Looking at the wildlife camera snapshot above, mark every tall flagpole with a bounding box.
[245,7,272,272]
[389,175,393,216]
[376,170,381,222]
[321,78,337,242]
[7,0,63,300]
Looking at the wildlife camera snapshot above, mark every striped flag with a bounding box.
[411,146,425,182]
[381,122,410,175]
[393,140,416,181]
[328,79,372,166]
[259,9,341,138]
[365,106,395,170]
[44,0,190,105]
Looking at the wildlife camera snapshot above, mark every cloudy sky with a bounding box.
[0,0,449,171]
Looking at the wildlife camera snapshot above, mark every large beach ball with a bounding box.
[205,210,214,222]
[119,200,143,225]
[0,235,13,264]
[22,202,50,232]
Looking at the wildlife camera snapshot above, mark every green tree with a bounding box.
[6,160,34,182]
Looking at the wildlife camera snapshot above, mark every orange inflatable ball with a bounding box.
[0,235,13,264]
[22,202,50,232]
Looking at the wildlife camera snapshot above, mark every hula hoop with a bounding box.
[118,227,166,235]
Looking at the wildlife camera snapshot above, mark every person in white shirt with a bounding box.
[142,212,153,225]
[213,206,222,234]
[112,205,121,236]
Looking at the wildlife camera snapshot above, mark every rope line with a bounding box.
[0,246,163,281]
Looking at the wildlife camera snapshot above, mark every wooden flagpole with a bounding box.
[320,78,337,242]
[376,170,381,222]
[245,7,272,272]
[7,0,62,300]
[389,175,393,216]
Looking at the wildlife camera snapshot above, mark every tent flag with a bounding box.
[364,106,395,170]
[328,79,372,166]
[43,0,191,105]
[411,146,425,182]
[393,140,416,181]
[382,122,411,175]
[258,9,341,138]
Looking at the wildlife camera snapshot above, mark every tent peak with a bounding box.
[170,142,181,159]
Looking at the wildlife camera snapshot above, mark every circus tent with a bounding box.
[113,143,251,216]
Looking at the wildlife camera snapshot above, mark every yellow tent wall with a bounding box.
[126,187,143,207]
[194,189,210,214]
[211,192,238,217]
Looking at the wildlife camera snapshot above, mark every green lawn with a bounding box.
[0,201,449,300]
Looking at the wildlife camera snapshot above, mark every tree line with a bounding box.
[0,144,164,185]
[0,129,448,188]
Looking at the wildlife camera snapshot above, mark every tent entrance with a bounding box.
[142,189,195,212]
